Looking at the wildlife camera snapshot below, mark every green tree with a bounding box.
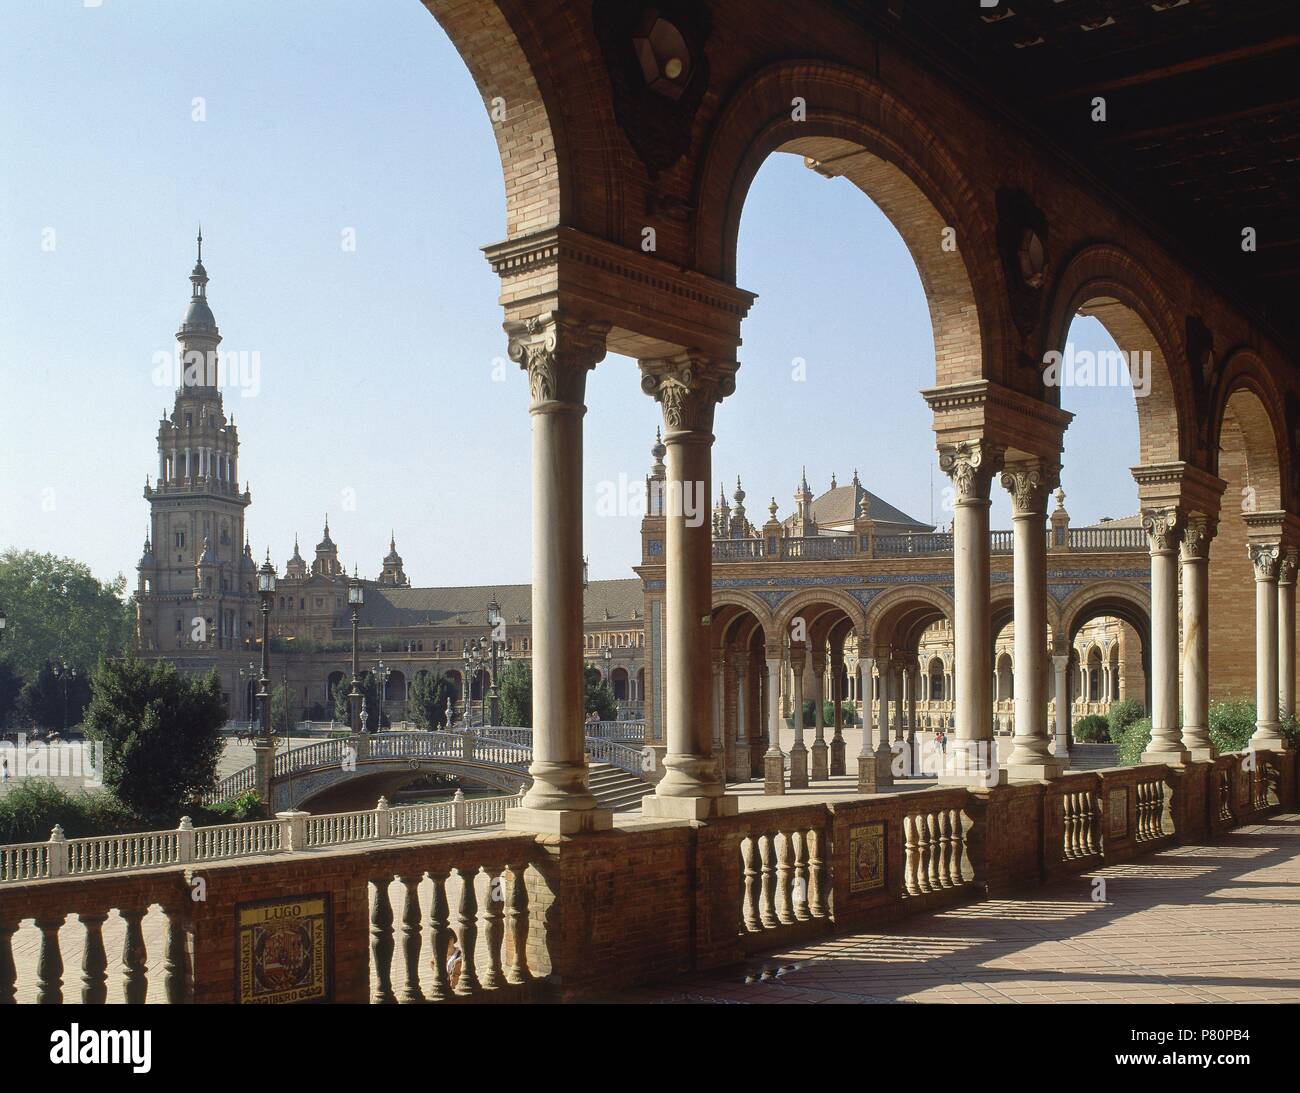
[408,671,458,730]
[0,659,24,729]
[1073,713,1111,743]
[15,659,92,732]
[331,674,390,729]
[584,664,617,721]
[0,550,133,681]
[270,683,293,733]
[497,661,532,727]
[82,656,227,823]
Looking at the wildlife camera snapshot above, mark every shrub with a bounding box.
[1115,717,1152,766]
[1073,713,1111,743]
[0,780,136,844]
[1108,698,1144,735]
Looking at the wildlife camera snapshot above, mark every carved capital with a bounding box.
[1140,506,1183,553]
[1279,546,1299,586]
[938,439,1005,503]
[505,313,609,410]
[1249,542,1282,582]
[1000,460,1060,517]
[639,354,736,435]
[1179,513,1216,562]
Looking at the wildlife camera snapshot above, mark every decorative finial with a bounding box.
[1055,488,1066,509]
[196,224,203,263]
[769,496,778,520]
[852,468,860,487]
[830,471,837,490]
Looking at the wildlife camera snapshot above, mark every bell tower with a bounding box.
[138,231,257,654]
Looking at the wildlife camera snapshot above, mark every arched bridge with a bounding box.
[208,726,648,813]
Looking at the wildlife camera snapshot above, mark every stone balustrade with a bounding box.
[0,749,1293,1004]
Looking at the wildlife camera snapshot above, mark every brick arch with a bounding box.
[863,585,953,652]
[424,0,621,239]
[1211,348,1292,514]
[711,594,771,651]
[691,60,1006,387]
[772,588,867,643]
[1042,242,1193,467]
[1059,581,1151,649]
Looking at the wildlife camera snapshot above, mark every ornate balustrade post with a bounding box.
[369,879,396,1004]
[0,915,19,1005]
[34,915,64,1004]
[938,439,1004,785]
[1180,514,1217,759]
[640,354,739,819]
[424,869,453,1002]
[120,907,147,1004]
[161,903,192,1004]
[504,313,612,834]
[451,867,480,996]
[395,874,423,1003]
[503,862,530,986]
[789,643,809,789]
[1002,460,1064,779]
[810,650,829,781]
[1249,543,1285,750]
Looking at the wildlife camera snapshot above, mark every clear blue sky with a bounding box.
[0,0,1139,589]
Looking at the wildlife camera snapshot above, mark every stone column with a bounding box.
[732,661,749,781]
[1279,548,1297,726]
[789,644,808,788]
[829,643,846,776]
[874,656,895,786]
[1249,543,1284,750]
[641,355,738,819]
[855,652,877,791]
[1051,653,1070,763]
[764,652,785,795]
[810,653,828,781]
[1180,515,1216,760]
[713,650,726,774]
[906,660,919,759]
[1002,461,1063,779]
[504,315,612,834]
[1141,507,1189,765]
[939,439,1004,784]
[892,661,905,743]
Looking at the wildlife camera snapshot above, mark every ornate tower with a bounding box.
[312,516,343,577]
[380,532,408,587]
[138,232,256,653]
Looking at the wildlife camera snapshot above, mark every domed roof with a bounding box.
[181,293,217,333]
[138,534,154,568]
[384,532,402,565]
[316,516,336,553]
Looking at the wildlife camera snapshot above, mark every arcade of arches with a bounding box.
[420,0,1300,832]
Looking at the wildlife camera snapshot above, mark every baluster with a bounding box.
[774,833,794,925]
[938,809,954,888]
[395,875,423,1003]
[503,862,530,985]
[34,915,64,1004]
[369,879,396,1004]
[1138,783,1150,839]
[1062,793,1076,859]
[1085,792,1098,854]
[451,867,480,995]
[926,812,942,892]
[949,808,966,884]
[0,917,17,1005]
[758,835,777,929]
[741,838,760,932]
[161,906,191,1004]
[118,908,147,1004]
[477,866,505,990]
[75,912,109,1004]
[903,814,920,896]
[1153,782,1165,836]
[791,832,810,921]
[805,828,825,918]
[425,870,452,1002]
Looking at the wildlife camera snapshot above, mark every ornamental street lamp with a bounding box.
[51,657,77,734]
[462,637,488,728]
[370,659,390,733]
[257,552,276,744]
[238,661,258,727]
[486,594,505,726]
[347,567,364,734]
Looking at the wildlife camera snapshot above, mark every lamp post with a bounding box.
[486,594,504,726]
[238,660,258,729]
[602,644,613,719]
[371,659,390,733]
[257,552,276,744]
[347,568,364,734]
[462,637,487,728]
[51,657,77,735]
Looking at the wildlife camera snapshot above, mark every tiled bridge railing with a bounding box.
[0,750,1292,1004]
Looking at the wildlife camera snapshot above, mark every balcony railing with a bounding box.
[1068,526,1147,551]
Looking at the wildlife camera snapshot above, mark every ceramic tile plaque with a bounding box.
[237,893,331,1004]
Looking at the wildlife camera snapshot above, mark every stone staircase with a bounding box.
[1067,743,1120,771]
[589,762,656,811]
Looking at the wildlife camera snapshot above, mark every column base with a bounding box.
[1141,747,1190,766]
[504,806,613,835]
[789,743,809,789]
[873,745,895,786]
[829,735,846,777]
[728,742,751,783]
[641,794,739,820]
[1005,758,1066,782]
[1249,723,1287,752]
[856,753,889,793]
[937,739,1005,786]
[810,739,829,781]
[763,752,785,795]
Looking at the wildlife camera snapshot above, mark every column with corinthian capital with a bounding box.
[1002,460,1064,779]
[1278,548,1297,728]
[1141,507,1189,765]
[1179,514,1216,759]
[640,355,739,818]
[1249,543,1284,750]
[938,440,1005,785]
[504,314,613,833]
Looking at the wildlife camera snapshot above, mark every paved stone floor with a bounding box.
[610,813,1300,1004]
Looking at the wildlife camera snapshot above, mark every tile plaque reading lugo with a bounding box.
[849,822,886,892]
[237,893,332,1004]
